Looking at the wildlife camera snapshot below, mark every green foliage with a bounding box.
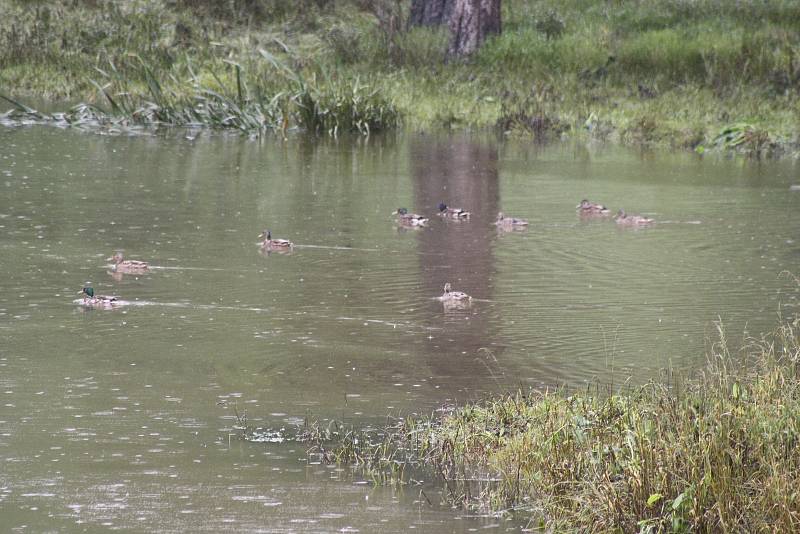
[712,123,776,157]
[1,0,799,153]
[535,10,565,40]
[298,315,800,531]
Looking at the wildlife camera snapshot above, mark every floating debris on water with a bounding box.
[246,429,286,443]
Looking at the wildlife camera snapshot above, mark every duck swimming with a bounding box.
[576,199,611,215]
[78,286,120,308]
[259,230,293,251]
[107,251,149,272]
[437,203,471,220]
[495,212,529,228]
[438,282,472,304]
[614,209,655,226]
[393,208,429,227]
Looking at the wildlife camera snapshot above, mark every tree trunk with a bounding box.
[408,0,454,27]
[447,0,501,58]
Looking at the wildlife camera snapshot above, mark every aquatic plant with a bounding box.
[295,315,800,531]
[496,83,569,139]
[712,123,777,158]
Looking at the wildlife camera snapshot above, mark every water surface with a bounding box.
[1,126,798,531]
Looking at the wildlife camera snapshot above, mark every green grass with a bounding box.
[1,0,798,151]
[291,314,800,531]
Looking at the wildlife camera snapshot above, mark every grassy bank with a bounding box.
[292,316,800,531]
[1,0,799,153]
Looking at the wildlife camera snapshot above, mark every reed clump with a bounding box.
[298,317,800,531]
[1,0,799,151]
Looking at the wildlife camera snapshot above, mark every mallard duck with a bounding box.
[393,208,429,226]
[78,286,120,308]
[495,212,529,227]
[614,209,654,226]
[107,251,149,272]
[438,282,472,304]
[259,230,293,251]
[437,203,471,219]
[576,199,611,215]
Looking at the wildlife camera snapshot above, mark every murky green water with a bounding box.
[1,125,798,531]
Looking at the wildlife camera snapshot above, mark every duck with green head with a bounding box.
[437,203,471,220]
[79,286,120,308]
[259,230,293,251]
[393,208,429,227]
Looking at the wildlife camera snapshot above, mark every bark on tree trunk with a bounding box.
[447,0,501,58]
[408,0,454,27]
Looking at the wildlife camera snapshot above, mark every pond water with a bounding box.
[1,125,798,531]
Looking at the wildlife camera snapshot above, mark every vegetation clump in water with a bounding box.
[290,317,800,531]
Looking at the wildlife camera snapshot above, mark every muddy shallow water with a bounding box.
[1,126,798,531]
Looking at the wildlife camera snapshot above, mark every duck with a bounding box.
[614,209,655,226]
[259,230,293,251]
[495,212,529,228]
[438,282,472,304]
[107,251,149,272]
[78,286,120,308]
[438,203,471,219]
[576,199,611,215]
[393,208,429,226]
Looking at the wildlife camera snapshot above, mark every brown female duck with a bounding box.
[107,251,149,272]
[614,209,655,226]
[576,199,611,216]
[495,212,529,228]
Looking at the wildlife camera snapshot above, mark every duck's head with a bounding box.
[615,209,626,219]
[438,203,447,212]
[106,251,124,264]
[577,199,590,209]
[258,230,271,240]
[443,282,452,293]
[80,287,94,298]
[497,212,505,220]
[394,208,408,215]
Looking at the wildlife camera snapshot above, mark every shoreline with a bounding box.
[2,1,798,158]
[289,317,800,530]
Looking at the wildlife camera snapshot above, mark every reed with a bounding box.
[294,316,800,530]
[1,0,798,152]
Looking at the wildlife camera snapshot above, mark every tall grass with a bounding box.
[294,315,800,530]
[2,52,396,136]
[1,0,798,151]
